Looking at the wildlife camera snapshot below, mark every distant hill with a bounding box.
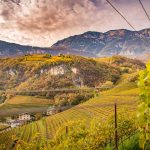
[0,40,57,57]
[0,28,149,59]
[51,28,150,59]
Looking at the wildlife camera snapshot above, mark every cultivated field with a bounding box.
[7,96,53,105]
[0,78,139,149]
[0,96,53,116]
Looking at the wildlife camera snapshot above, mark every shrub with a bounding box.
[138,62,150,149]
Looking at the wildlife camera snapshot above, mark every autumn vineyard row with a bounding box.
[0,100,137,149]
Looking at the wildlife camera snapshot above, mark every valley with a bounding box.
[0,75,139,149]
[0,54,144,116]
[0,0,150,149]
[0,53,146,149]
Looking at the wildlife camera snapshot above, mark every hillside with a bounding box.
[0,73,139,149]
[0,54,123,114]
[95,55,145,72]
[0,54,121,91]
[0,40,56,57]
[0,54,144,116]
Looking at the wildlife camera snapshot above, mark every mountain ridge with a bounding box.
[0,28,150,59]
[51,28,150,59]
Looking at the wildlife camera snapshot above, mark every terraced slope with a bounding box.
[0,75,139,149]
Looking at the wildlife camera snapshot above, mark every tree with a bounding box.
[34,113,42,121]
[54,94,68,107]
[138,62,150,149]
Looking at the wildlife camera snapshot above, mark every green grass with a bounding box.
[118,133,140,150]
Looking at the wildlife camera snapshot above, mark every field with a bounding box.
[0,76,139,149]
[0,96,53,116]
[6,96,53,105]
[0,123,9,130]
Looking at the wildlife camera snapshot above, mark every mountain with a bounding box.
[0,40,58,57]
[51,28,150,59]
[0,29,150,59]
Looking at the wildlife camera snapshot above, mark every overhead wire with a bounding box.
[105,0,149,42]
[138,0,150,23]
[105,0,137,31]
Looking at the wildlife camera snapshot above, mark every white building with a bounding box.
[19,113,31,121]
[9,120,24,128]
[46,106,59,116]
[8,120,26,128]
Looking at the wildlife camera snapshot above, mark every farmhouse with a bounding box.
[46,106,59,116]
[10,120,24,128]
[19,113,31,121]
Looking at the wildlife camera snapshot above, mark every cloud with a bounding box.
[0,0,149,46]
[0,0,100,32]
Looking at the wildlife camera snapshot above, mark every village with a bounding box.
[0,105,63,130]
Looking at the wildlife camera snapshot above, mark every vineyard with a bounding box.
[0,77,139,149]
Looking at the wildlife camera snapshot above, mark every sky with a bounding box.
[0,0,150,47]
